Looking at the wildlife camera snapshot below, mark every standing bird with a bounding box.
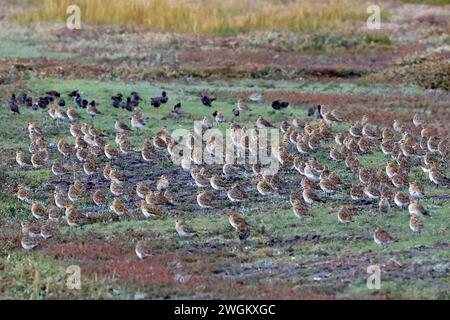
[160,91,168,104]
[8,94,20,114]
[271,100,289,110]
[87,102,101,120]
[175,219,198,238]
[373,226,395,247]
[201,95,216,107]
[171,102,183,117]
[337,207,353,224]
[135,240,153,260]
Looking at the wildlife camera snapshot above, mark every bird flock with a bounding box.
[9,88,450,258]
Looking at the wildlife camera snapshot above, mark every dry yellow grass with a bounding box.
[22,0,370,35]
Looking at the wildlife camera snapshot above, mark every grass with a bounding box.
[20,0,372,36]
[0,77,449,299]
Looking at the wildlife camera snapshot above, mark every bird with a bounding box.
[31,202,47,220]
[394,192,410,208]
[201,95,216,107]
[21,237,39,250]
[110,181,124,196]
[319,177,338,194]
[156,175,169,192]
[130,112,145,132]
[256,177,276,196]
[30,152,46,168]
[86,102,101,118]
[110,198,129,216]
[212,111,226,123]
[378,196,390,213]
[67,108,80,122]
[228,212,249,230]
[302,188,325,205]
[337,207,352,224]
[409,214,424,234]
[135,182,150,199]
[363,183,380,201]
[271,100,289,110]
[54,188,70,209]
[160,91,168,104]
[83,156,98,175]
[92,189,107,207]
[146,191,172,206]
[249,92,262,102]
[57,138,73,157]
[104,143,120,160]
[428,167,448,187]
[289,189,304,206]
[236,224,251,241]
[409,181,425,199]
[103,163,112,180]
[48,206,62,222]
[8,94,20,114]
[115,120,132,133]
[67,184,83,202]
[175,219,198,237]
[21,222,41,238]
[256,116,274,129]
[40,224,53,239]
[351,184,365,201]
[135,240,153,260]
[210,174,228,191]
[51,160,69,176]
[150,97,162,108]
[141,139,156,162]
[197,190,216,209]
[292,200,311,219]
[227,184,249,202]
[17,184,31,202]
[374,226,395,247]
[171,102,183,118]
[140,201,164,219]
[16,150,31,167]
[65,205,85,227]
[408,201,430,217]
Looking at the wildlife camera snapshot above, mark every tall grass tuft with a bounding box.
[21,0,371,36]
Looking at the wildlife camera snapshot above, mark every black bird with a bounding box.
[271,100,289,110]
[46,90,61,98]
[18,93,28,105]
[201,95,216,107]
[131,92,142,102]
[151,97,161,108]
[37,96,52,109]
[123,97,134,112]
[58,99,66,107]
[68,90,79,98]
[232,108,240,117]
[111,94,122,108]
[25,97,33,108]
[81,99,88,109]
[160,91,168,104]
[8,94,20,114]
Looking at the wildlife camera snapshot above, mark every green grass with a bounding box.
[0,77,449,299]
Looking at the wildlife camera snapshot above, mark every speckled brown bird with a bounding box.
[110,197,129,216]
[140,200,164,219]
